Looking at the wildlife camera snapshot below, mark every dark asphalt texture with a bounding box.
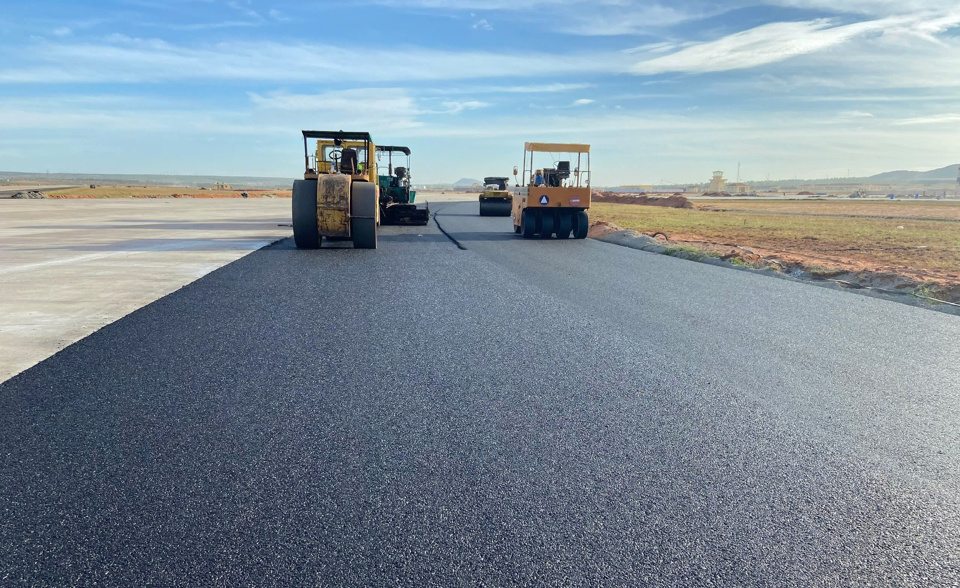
[2,199,960,586]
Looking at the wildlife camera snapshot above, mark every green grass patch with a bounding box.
[663,244,720,262]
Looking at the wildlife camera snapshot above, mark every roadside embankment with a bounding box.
[589,199,960,311]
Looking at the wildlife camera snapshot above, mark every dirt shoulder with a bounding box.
[589,198,960,307]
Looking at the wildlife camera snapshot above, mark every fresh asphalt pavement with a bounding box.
[2,198,960,585]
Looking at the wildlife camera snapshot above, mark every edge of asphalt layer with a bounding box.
[0,236,288,387]
[591,229,960,317]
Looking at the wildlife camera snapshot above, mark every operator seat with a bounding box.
[340,148,358,175]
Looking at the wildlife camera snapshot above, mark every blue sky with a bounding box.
[1,0,959,185]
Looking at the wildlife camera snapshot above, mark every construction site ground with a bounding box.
[0,197,291,382]
[590,198,960,305]
[44,186,292,199]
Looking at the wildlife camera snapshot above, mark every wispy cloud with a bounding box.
[226,0,261,20]
[630,12,960,75]
[438,100,490,113]
[893,113,960,125]
[430,83,592,95]
[572,98,593,106]
[369,0,705,35]
[0,38,632,83]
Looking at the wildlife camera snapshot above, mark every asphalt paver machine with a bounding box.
[375,145,430,226]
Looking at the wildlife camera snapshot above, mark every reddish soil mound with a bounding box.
[592,191,692,209]
[587,221,624,239]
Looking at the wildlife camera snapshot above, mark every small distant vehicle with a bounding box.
[511,142,591,239]
[478,177,512,216]
[292,130,379,249]
[376,145,430,226]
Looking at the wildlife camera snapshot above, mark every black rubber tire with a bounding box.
[573,210,589,239]
[556,211,572,239]
[539,211,555,238]
[292,179,320,249]
[351,182,378,249]
[521,208,536,239]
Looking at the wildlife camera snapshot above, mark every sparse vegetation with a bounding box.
[663,244,720,262]
[591,199,960,282]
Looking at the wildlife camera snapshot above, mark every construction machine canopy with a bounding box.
[302,130,373,142]
[524,142,590,154]
[301,130,377,182]
[521,141,591,189]
[376,145,411,155]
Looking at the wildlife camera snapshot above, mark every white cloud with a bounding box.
[0,38,632,84]
[557,4,701,35]
[432,83,592,94]
[369,0,706,35]
[769,0,960,17]
[268,9,289,22]
[472,18,493,30]
[52,27,72,37]
[893,113,960,125]
[439,100,491,113]
[250,88,416,114]
[572,98,593,106]
[226,0,261,20]
[249,88,425,130]
[630,11,960,75]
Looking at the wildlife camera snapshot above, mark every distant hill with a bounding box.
[453,178,481,187]
[866,164,959,183]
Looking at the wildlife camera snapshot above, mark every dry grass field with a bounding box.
[590,199,960,292]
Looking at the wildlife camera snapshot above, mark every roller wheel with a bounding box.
[521,209,536,239]
[572,210,589,239]
[351,182,378,249]
[292,179,320,249]
[539,211,555,238]
[556,212,572,239]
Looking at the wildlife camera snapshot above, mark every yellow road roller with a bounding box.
[292,130,379,249]
[511,142,591,239]
[479,176,512,216]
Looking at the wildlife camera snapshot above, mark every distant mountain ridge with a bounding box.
[866,164,959,183]
[453,178,482,186]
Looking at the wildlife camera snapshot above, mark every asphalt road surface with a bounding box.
[2,199,960,586]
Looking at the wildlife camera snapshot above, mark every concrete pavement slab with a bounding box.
[0,198,291,382]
